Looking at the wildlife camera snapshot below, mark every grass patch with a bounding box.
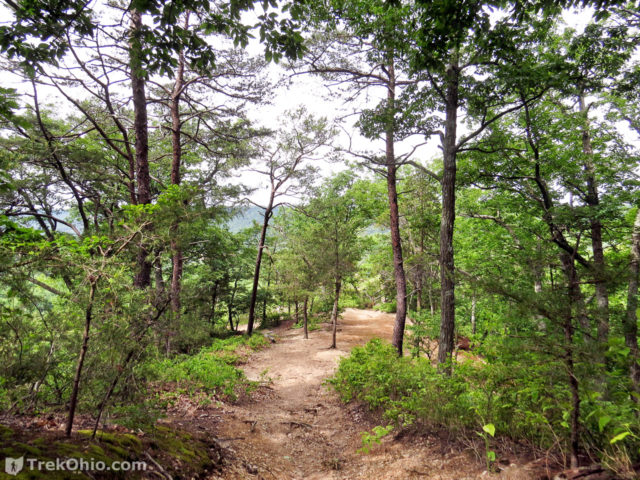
[149,334,268,400]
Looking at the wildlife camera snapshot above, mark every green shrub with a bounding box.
[148,335,268,400]
[328,338,640,464]
[373,302,396,313]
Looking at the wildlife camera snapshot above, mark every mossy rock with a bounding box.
[0,426,219,480]
[150,426,215,472]
[53,442,85,457]
[77,430,142,456]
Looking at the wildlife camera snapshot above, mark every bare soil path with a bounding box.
[205,308,485,480]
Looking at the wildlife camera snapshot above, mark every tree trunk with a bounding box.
[130,9,152,289]
[295,300,299,324]
[169,37,186,317]
[385,58,407,356]
[303,296,309,339]
[579,94,609,343]
[66,280,96,437]
[471,293,477,335]
[625,208,640,396]
[428,285,435,316]
[247,198,274,335]
[262,260,272,324]
[154,251,165,296]
[560,253,581,469]
[330,278,342,349]
[91,348,135,439]
[437,57,459,370]
[210,280,219,325]
[229,278,238,332]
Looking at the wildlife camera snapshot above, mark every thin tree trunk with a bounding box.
[303,296,309,339]
[578,94,609,343]
[92,349,135,439]
[170,21,187,314]
[66,280,97,437]
[625,208,640,396]
[154,251,165,296]
[560,253,581,469]
[428,286,435,316]
[262,260,272,324]
[416,272,422,313]
[247,198,274,335]
[210,280,218,325]
[437,56,459,370]
[229,278,238,331]
[295,300,299,324]
[130,9,152,288]
[471,293,477,335]
[330,278,342,349]
[385,58,407,356]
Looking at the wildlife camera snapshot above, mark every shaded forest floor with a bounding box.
[172,308,493,480]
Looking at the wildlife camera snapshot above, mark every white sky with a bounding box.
[0,3,632,208]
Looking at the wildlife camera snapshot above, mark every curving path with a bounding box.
[206,308,483,480]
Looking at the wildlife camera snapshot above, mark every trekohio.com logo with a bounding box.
[5,456,147,476]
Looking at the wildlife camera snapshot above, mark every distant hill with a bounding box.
[226,206,266,232]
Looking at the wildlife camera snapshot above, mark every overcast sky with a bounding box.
[1,3,624,208]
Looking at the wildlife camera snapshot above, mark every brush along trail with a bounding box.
[172,308,490,480]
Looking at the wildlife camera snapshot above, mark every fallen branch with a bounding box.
[144,452,173,480]
[282,421,312,429]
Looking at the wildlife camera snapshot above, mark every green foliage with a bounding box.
[373,302,396,313]
[111,400,166,432]
[358,424,393,454]
[149,335,267,400]
[330,339,640,463]
[407,311,439,358]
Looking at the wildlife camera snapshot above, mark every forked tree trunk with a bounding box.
[437,57,460,370]
[625,208,640,396]
[578,94,609,343]
[385,58,408,356]
[169,28,186,315]
[130,9,152,288]
[330,278,342,349]
[303,296,309,339]
[66,280,97,437]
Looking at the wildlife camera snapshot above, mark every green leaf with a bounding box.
[610,432,631,444]
[598,415,611,433]
[482,424,495,437]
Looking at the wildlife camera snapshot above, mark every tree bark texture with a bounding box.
[437,58,459,369]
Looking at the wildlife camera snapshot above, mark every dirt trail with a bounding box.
[206,308,485,480]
